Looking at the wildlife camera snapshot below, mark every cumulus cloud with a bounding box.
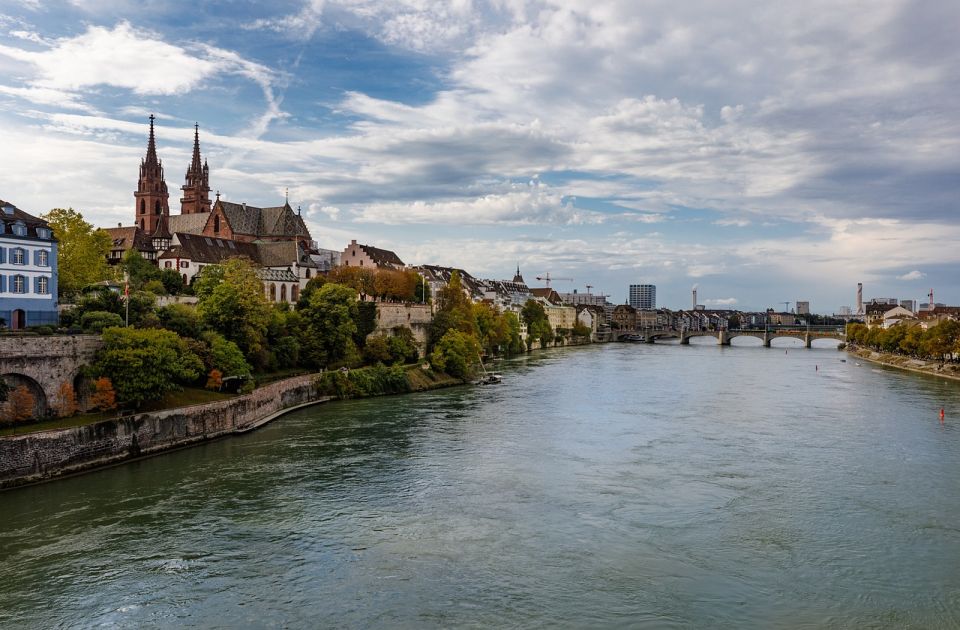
[898,270,925,281]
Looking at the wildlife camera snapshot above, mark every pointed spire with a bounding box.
[190,123,202,172]
[145,114,159,167]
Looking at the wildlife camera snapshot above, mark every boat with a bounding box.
[475,354,503,385]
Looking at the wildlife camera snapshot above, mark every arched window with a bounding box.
[280,284,287,302]
[214,215,220,233]
[305,268,311,279]
[140,200,146,215]
[182,274,188,284]
[140,219,145,229]
[269,283,276,301]
[292,285,299,301]
[155,200,161,215]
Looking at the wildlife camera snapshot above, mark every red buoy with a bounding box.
[941,408,946,423]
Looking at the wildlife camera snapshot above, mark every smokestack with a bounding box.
[857,282,863,314]
[692,287,698,310]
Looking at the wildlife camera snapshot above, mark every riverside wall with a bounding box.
[0,373,328,489]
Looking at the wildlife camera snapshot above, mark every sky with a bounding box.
[0,0,957,312]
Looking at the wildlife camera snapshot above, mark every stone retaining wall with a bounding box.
[0,373,326,489]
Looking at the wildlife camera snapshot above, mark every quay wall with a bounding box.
[0,373,328,489]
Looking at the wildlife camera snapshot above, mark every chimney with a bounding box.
[692,288,698,310]
[856,282,863,314]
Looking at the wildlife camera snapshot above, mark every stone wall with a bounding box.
[371,303,433,356]
[0,334,102,415]
[0,373,326,489]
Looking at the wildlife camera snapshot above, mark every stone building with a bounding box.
[342,240,405,270]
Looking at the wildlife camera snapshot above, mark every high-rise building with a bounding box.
[900,299,916,312]
[628,284,656,310]
[795,301,810,315]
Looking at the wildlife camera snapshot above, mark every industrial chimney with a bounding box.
[692,287,698,310]
[856,282,863,315]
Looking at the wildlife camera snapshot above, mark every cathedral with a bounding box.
[105,116,338,303]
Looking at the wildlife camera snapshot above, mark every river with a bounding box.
[2,341,959,628]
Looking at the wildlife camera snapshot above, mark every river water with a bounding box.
[2,341,959,628]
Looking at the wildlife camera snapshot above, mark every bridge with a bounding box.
[1,335,102,418]
[618,327,845,348]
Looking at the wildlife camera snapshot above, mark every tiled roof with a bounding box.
[258,240,316,268]
[159,232,260,264]
[105,225,153,252]
[0,199,53,239]
[360,244,405,268]
[168,212,209,235]
[257,268,298,282]
[218,201,311,239]
[417,265,482,296]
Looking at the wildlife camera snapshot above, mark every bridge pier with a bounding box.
[680,333,690,345]
[718,331,730,346]
[804,333,812,349]
[763,333,772,348]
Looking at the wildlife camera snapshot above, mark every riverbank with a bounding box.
[848,346,960,382]
[0,365,465,490]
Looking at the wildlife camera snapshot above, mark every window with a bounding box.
[164,261,172,268]
[38,250,48,266]
[280,284,287,302]
[13,222,27,236]
[140,200,146,215]
[305,269,311,279]
[214,215,220,233]
[12,248,25,265]
[12,275,25,293]
[36,228,50,239]
[38,276,48,294]
[155,200,161,215]
[180,261,189,268]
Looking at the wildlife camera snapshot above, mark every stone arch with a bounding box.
[810,338,843,348]
[2,373,48,419]
[269,283,276,302]
[769,335,805,346]
[73,372,94,413]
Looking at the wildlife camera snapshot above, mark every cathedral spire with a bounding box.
[181,123,211,215]
[135,114,170,239]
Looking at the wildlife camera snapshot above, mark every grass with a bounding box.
[1,387,234,437]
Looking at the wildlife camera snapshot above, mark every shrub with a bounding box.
[80,311,124,333]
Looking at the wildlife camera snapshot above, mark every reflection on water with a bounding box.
[2,343,959,628]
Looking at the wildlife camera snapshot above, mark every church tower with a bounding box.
[180,123,211,215]
[134,115,170,240]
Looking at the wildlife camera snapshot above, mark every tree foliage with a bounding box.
[195,258,271,358]
[847,320,960,361]
[53,382,78,418]
[5,385,36,423]
[94,327,203,407]
[521,299,554,348]
[300,283,359,367]
[90,377,117,411]
[430,329,482,380]
[42,208,114,299]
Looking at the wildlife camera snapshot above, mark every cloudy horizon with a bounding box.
[1,1,956,311]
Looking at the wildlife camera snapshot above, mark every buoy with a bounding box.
[941,408,946,423]
[815,365,818,371]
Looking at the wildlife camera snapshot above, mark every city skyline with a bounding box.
[0,1,957,310]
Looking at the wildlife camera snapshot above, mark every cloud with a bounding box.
[898,270,925,281]
[0,22,217,95]
[705,297,738,306]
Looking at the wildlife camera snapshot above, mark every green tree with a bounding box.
[521,299,554,348]
[430,329,482,380]
[94,327,203,407]
[80,310,124,333]
[200,332,252,377]
[363,335,393,365]
[301,283,359,366]
[122,250,162,289]
[196,258,271,359]
[158,303,202,338]
[429,271,477,349]
[42,208,114,299]
[159,268,185,295]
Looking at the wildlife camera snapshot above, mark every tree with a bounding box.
[5,385,36,423]
[363,335,393,365]
[430,329,482,379]
[206,369,223,391]
[159,268,185,295]
[201,332,252,377]
[53,382,78,418]
[42,208,114,299]
[158,303,202,338]
[521,299,554,348]
[301,283,359,366]
[196,258,271,359]
[80,310,124,333]
[89,377,117,412]
[122,250,162,290]
[94,328,203,407]
[429,271,477,349]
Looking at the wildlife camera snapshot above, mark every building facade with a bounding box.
[629,284,656,310]
[0,201,58,329]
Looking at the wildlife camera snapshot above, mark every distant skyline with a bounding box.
[0,1,957,311]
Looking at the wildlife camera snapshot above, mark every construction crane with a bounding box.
[535,272,573,287]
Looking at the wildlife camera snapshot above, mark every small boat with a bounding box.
[475,353,503,385]
[840,359,846,363]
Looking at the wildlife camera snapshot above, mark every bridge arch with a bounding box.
[768,334,807,346]
[1,373,48,418]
